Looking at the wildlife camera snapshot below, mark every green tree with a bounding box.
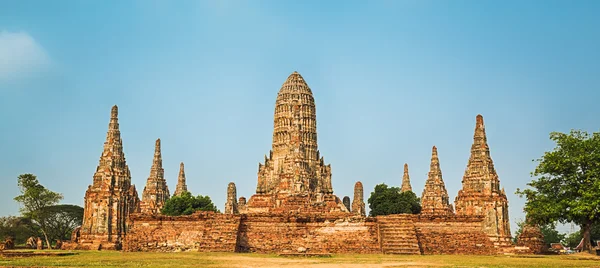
[161,191,218,216]
[0,216,40,245]
[516,130,600,253]
[41,204,83,242]
[562,225,600,248]
[512,220,565,247]
[14,174,63,249]
[368,183,421,217]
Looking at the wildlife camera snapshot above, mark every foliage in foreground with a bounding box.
[368,183,421,217]
[516,130,600,252]
[14,174,63,248]
[161,191,219,216]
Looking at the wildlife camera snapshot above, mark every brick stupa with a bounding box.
[80,105,140,249]
[420,146,454,216]
[400,163,413,193]
[140,139,170,214]
[454,115,512,246]
[245,72,348,213]
[173,162,188,197]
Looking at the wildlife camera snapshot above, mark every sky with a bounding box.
[0,1,598,236]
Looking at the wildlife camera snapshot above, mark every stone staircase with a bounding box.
[377,215,421,255]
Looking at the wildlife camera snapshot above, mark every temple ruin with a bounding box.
[173,162,188,197]
[140,139,171,215]
[72,72,528,254]
[78,105,140,250]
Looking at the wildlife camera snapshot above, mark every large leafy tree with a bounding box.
[14,174,63,249]
[368,183,421,217]
[516,130,600,252]
[41,204,83,242]
[161,191,218,216]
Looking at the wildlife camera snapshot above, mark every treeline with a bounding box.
[2,174,83,248]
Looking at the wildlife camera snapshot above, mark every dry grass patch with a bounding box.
[0,250,599,268]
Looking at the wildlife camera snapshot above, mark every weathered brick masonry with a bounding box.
[123,211,496,254]
[123,212,240,252]
[77,72,527,255]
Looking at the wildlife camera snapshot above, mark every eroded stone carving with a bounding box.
[225,182,238,214]
[352,182,366,217]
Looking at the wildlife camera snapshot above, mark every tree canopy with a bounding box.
[516,130,600,252]
[14,174,63,248]
[41,204,83,242]
[161,191,218,216]
[367,183,421,217]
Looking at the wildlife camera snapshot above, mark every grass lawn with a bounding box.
[1,250,599,268]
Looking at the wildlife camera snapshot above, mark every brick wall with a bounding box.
[414,215,496,255]
[123,212,240,252]
[236,212,380,254]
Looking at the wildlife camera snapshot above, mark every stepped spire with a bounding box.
[247,72,346,214]
[173,162,188,197]
[400,163,413,193]
[140,139,171,214]
[420,146,453,216]
[458,114,502,195]
[81,105,139,244]
[454,115,511,243]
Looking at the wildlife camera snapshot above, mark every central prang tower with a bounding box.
[245,72,348,213]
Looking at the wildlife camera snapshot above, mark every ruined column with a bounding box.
[343,196,351,212]
[352,181,366,217]
[224,182,238,214]
[238,197,247,214]
[173,162,188,197]
[400,163,413,193]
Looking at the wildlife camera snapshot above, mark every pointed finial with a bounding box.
[432,145,438,156]
[404,163,408,172]
[111,105,118,119]
[476,114,484,126]
[155,139,161,151]
[180,162,184,169]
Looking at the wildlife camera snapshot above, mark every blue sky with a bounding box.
[0,1,598,235]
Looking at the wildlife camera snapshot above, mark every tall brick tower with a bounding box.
[454,115,511,246]
[246,72,348,213]
[140,139,170,214]
[81,105,140,247]
[420,146,454,216]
